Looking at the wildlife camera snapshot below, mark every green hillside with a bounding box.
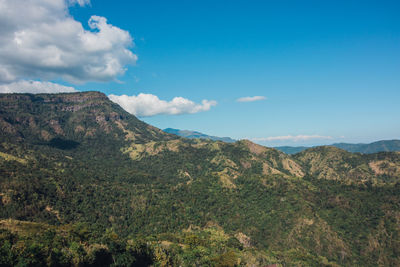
[333,140,400,154]
[1,92,399,266]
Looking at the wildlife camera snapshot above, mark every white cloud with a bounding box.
[0,80,77,94]
[109,93,217,117]
[251,135,333,142]
[237,96,266,102]
[0,0,136,84]
[67,0,90,6]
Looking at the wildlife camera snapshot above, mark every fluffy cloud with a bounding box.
[237,96,266,102]
[251,135,333,142]
[0,80,77,94]
[67,0,90,6]
[109,93,217,117]
[0,0,136,84]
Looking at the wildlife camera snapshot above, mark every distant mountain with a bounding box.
[163,128,236,143]
[333,140,400,153]
[275,139,400,154]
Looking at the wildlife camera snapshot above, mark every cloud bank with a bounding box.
[0,80,77,94]
[109,93,217,117]
[251,135,333,142]
[237,96,266,102]
[0,0,137,84]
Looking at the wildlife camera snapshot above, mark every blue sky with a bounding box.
[1,0,399,146]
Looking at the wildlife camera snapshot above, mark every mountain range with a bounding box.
[163,128,236,143]
[0,92,399,266]
[163,128,400,155]
[275,140,400,154]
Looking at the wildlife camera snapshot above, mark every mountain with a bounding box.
[163,129,400,155]
[273,145,309,154]
[275,140,400,154]
[164,128,236,143]
[1,92,399,266]
[333,140,400,153]
[164,129,400,155]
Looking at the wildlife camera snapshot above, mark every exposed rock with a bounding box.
[235,232,252,248]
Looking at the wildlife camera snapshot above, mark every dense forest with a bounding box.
[0,92,399,266]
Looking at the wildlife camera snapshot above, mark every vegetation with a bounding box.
[275,140,400,154]
[1,92,399,266]
[163,128,236,143]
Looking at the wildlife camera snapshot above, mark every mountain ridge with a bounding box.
[163,128,236,143]
[275,140,400,154]
[162,127,400,154]
[0,91,399,266]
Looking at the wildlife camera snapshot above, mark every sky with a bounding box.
[0,0,399,146]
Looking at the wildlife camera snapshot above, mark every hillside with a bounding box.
[163,128,236,143]
[164,129,400,155]
[1,92,400,266]
[275,140,400,154]
[333,140,400,153]
[273,146,309,154]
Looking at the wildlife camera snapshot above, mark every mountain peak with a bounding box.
[0,92,172,144]
[237,139,272,155]
[0,90,108,102]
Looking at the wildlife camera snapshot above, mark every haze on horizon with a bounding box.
[0,0,399,146]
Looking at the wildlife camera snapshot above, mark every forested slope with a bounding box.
[0,92,399,266]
